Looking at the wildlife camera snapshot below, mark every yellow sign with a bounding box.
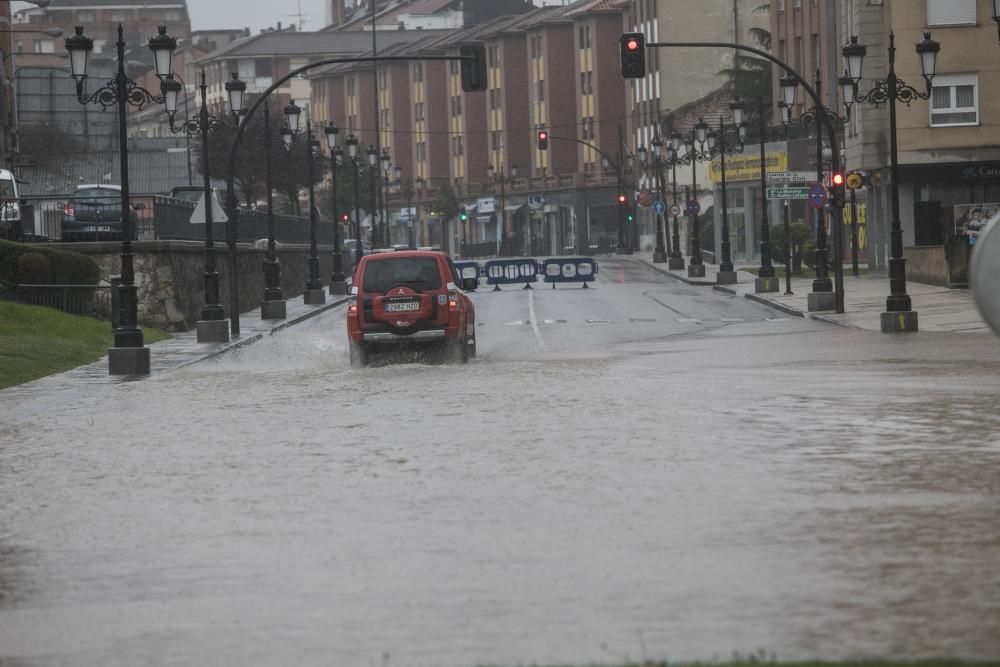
[846,172,864,190]
[708,152,788,183]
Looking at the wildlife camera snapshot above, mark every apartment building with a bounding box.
[842,0,1000,271]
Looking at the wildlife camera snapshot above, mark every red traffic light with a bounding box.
[617,194,627,205]
[538,131,548,140]
[831,172,845,186]
[341,213,349,221]
[626,39,639,51]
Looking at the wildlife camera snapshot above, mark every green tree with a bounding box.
[717,3,773,115]
[433,181,460,224]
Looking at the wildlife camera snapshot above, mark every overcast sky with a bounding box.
[187,0,328,33]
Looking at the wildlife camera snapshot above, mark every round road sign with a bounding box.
[637,190,655,208]
[669,203,682,216]
[686,199,701,215]
[653,200,666,215]
[846,172,864,190]
[808,182,828,210]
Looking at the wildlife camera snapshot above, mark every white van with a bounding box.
[0,168,21,232]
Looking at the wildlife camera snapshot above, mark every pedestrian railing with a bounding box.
[14,283,113,318]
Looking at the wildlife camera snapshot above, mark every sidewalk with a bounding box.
[630,251,990,333]
[30,295,349,387]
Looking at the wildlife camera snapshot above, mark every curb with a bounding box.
[639,259,717,286]
[742,291,806,318]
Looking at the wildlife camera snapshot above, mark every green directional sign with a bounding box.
[766,186,810,200]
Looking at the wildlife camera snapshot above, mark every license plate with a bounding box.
[383,301,419,312]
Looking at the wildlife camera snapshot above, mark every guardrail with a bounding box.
[542,257,598,288]
[452,256,600,291]
[484,258,539,291]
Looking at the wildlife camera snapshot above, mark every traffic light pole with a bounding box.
[646,39,844,313]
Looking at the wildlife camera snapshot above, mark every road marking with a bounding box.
[630,318,656,323]
[721,318,745,323]
[503,320,528,326]
[542,319,568,324]
[765,317,791,322]
[527,291,547,349]
[586,318,610,323]
[677,318,702,324]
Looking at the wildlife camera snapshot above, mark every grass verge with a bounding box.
[0,301,172,389]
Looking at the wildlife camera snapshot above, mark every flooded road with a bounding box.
[2,257,1000,666]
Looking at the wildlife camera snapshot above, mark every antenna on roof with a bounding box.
[285,0,308,31]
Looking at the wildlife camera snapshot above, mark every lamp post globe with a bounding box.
[64,26,93,81]
[284,102,302,134]
[779,71,799,108]
[147,26,177,79]
[162,75,182,119]
[325,121,338,150]
[281,127,293,148]
[224,73,247,117]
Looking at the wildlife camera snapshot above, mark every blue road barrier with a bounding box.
[454,261,481,290]
[542,257,598,288]
[484,258,540,290]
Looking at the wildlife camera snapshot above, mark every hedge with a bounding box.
[0,239,101,285]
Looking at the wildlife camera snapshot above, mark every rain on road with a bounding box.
[2,257,999,666]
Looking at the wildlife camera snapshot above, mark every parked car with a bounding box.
[168,186,204,205]
[346,250,478,367]
[341,238,372,257]
[0,168,22,237]
[61,184,138,241]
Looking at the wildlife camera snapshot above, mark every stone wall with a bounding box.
[57,240,338,330]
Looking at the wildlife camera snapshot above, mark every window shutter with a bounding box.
[927,0,976,26]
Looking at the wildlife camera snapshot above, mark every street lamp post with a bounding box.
[779,70,846,313]
[380,151,391,247]
[345,134,363,268]
[487,162,516,257]
[301,120,326,305]
[705,102,747,284]
[650,135,668,263]
[842,31,940,333]
[664,130,685,270]
[670,119,716,278]
[413,176,425,249]
[162,70,231,341]
[65,23,176,376]
[255,100,288,318]
[325,122,347,294]
[366,144,378,248]
[736,95,781,294]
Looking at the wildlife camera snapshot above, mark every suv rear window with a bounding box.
[362,256,442,293]
[73,188,120,201]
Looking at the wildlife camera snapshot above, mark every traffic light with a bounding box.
[459,207,468,222]
[620,32,646,79]
[341,213,349,222]
[459,44,487,92]
[537,130,549,151]
[617,193,628,206]
[829,171,846,209]
[626,209,635,223]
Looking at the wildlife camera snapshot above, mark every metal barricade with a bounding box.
[483,258,539,291]
[454,261,482,290]
[542,257,598,288]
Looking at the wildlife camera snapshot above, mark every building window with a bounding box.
[450,95,461,116]
[927,0,976,26]
[77,11,95,21]
[416,142,426,161]
[775,0,785,10]
[531,80,545,103]
[413,62,423,82]
[449,59,459,75]
[414,102,425,121]
[452,136,464,157]
[930,73,978,126]
[33,39,55,54]
[111,11,127,22]
[491,130,503,151]
[164,10,181,21]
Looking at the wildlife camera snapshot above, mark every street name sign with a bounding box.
[766,186,810,200]
[766,171,814,185]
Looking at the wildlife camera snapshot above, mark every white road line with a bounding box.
[677,318,702,324]
[527,290,547,349]
[721,318,745,323]
[587,319,611,323]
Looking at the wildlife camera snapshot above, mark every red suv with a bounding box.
[347,250,478,367]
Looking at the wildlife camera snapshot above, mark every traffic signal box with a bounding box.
[620,33,646,79]
[829,171,846,209]
[459,44,487,92]
[537,130,549,151]
[617,193,628,206]
[459,207,468,222]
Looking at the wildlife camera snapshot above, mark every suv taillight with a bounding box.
[348,299,359,316]
[448,290,459,311]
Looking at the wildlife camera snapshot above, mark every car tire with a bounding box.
[349,342,368,368]
[468,325,477,359]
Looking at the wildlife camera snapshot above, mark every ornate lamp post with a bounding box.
[65,24,176,375]
[288,114,326,306]
[669,118,719,279]
[366,144,378,247]
[842,31,940,332]
[665,128,686,270]
[324,122,347,294]
[650,136,669,263]
[413,176,425,249]
[380,150,392,247]
[345,134,363,267]
[701,102,747,285]
[487,162,517,256]
[991,1,1000,42]
[162,70,232,340]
